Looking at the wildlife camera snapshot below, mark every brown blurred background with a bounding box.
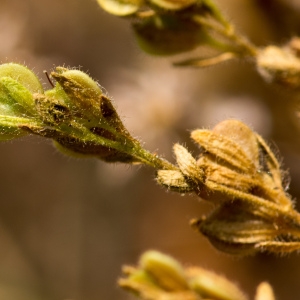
[1,0,300,299]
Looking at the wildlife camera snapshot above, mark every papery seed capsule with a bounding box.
[212,119,260,169]
[256,46,300,89]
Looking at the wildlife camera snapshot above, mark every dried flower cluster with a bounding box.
[157,119,300,255]
[120,250,275,300]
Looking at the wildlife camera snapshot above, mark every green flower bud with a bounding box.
[51,67,133,135]
[133,15,205,55]
[51,68,104,123]
[140,251,189,291]
[0,63,43,94]
[96,0,143,16]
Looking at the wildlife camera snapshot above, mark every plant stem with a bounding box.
[132,145,178,170]
[193,15,258,57]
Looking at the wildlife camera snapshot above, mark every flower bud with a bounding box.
[96,0,143,16]
[51,68,103,121]
[0,63,43,94]
[255,282,275,300]
[187,267,247,300]
[133,15,206,55]
[120,250,251,300]
[140,250,189,291]
[148,0,196,10]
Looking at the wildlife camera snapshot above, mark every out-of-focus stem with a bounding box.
[193,15,258,57]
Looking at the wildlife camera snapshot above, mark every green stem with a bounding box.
[202,0,232,29]
[65,123,178,171]
[193,15,258,57]
[132,145,179,170]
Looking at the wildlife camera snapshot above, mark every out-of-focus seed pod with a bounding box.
[96,0,143,16]
[256,45,300,89]
[133,15,206,55]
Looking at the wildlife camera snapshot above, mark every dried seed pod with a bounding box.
[256,45,300,88]
[173,144,204,184]
[191,129,256,174]
[212,119,260,168]
[156,169,194,192]
[191,201,278,255]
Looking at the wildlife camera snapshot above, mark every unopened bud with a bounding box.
[148,0,196,10]
[96,0,143,16]
[255,282,275,300]
[51,68,103,122]
[133,15,205,55]
[187,267,247,300]
[0,63,43,94]
[140,250,189,291]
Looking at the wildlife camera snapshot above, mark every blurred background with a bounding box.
[1,0,300,299]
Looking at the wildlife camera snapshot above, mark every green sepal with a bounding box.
[0,77,37,117]
[0,115,36,141]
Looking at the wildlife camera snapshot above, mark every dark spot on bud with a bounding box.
[100,96,117,119]
[53,104,68,113]
[90,127,116,141]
